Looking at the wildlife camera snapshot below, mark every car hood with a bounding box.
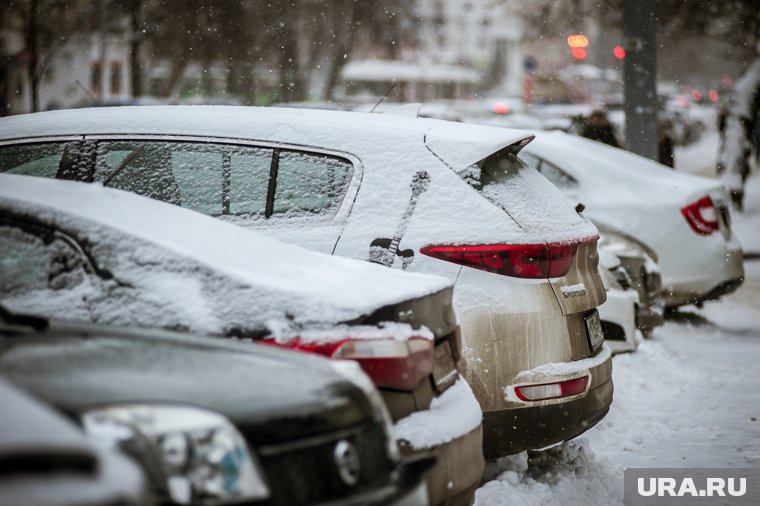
[0,321,373,446]
[0,174,451,335]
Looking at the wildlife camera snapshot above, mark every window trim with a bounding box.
[80,134,363,223]
[0,135,84,147]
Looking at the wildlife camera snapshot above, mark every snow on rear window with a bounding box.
[0,142,66,178]
[456,150,596,242]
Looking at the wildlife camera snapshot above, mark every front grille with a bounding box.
[256,423,392,506]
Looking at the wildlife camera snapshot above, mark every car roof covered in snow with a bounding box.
[0,105,534,171]
[0,174,451,336]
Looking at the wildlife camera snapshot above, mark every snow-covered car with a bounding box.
[521,131,744,308]
[596,244,643,354]
[0,306,429,506]
[0,375,149,506]
[597,226,665,337]
[0,106,613,460]
[0,174,483,506]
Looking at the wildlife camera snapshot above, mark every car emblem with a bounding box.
[333,440,361,486]
[560,282,587,298]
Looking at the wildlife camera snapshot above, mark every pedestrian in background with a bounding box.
[581,109,620,148]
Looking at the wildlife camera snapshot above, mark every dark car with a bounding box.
[0,374,149,506]
[0,306,430,506]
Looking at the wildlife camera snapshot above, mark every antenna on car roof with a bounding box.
[75,80,98,105]
[370,82,399,113]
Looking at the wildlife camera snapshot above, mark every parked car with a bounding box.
[597,225,665,337]
[0,106,613,459]
[0,374,149,506]
[0,174,483,506]
[597,241,643,354]
[521,131,744,308]
[0,305,429,506]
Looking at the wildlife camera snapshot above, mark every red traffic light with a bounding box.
[571,47,587,59]
[613,46,626,60]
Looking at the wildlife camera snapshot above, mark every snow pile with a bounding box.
[274,322,435,343]
[514,344,611,381]
[393,379,482,450]
[474,440,623,506]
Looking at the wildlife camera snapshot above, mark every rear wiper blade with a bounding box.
[0,305,49,332]
[102,146,143,187]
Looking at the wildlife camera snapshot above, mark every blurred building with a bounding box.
[416,0,524,93]
[1,13,132,115]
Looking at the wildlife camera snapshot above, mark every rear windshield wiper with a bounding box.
[102,146,143,187]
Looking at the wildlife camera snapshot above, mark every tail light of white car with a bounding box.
[681,196,720,236]
[264,337,434,391]
[514,376,589,402]
[419,237,598,279]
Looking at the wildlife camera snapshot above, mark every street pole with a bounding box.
[623,0,658,161]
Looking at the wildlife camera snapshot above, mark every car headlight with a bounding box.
[81,404,269,505]
[330,360,400,462]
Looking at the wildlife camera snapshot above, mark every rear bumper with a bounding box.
[416,425,484,506]
[481,358,613,458]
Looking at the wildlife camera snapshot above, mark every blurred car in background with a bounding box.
[0,306,428,506]
[0,374,149,506]
[596,240,643,354]
[0,105,614,461]
[597,225,665,337]
[521,131,744,308]
[0,174,482,506]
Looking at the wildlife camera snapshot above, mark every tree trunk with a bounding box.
[129,2,142,98]
[25,0,40,112]
[323,0,356,101]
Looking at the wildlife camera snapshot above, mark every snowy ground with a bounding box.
[475,125,760,505]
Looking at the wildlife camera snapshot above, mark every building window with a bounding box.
[110,61,123,96]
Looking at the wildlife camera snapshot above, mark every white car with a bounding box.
[597,241,642,354]
[0,106,613,462]
[521,131,744,308]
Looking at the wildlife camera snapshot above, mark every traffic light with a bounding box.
[567,34,589,60]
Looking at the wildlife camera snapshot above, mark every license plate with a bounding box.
[585,310,605,352]
[432,340,458,391]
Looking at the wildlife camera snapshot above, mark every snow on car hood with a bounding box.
[0,175,451,335]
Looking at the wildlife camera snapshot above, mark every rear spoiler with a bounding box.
[424,121,534,170]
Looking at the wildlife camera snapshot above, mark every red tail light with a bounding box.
[420,237,597,279]
[681,196,719,235]
[262,337,434,391]
[514,376,589,401]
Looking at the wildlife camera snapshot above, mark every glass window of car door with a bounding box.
[273,150,353,216]
[93,140,272,216]
[0,142,68,177]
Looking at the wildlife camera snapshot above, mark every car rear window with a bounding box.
[457,148,588,233]
[0,142,67,178]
